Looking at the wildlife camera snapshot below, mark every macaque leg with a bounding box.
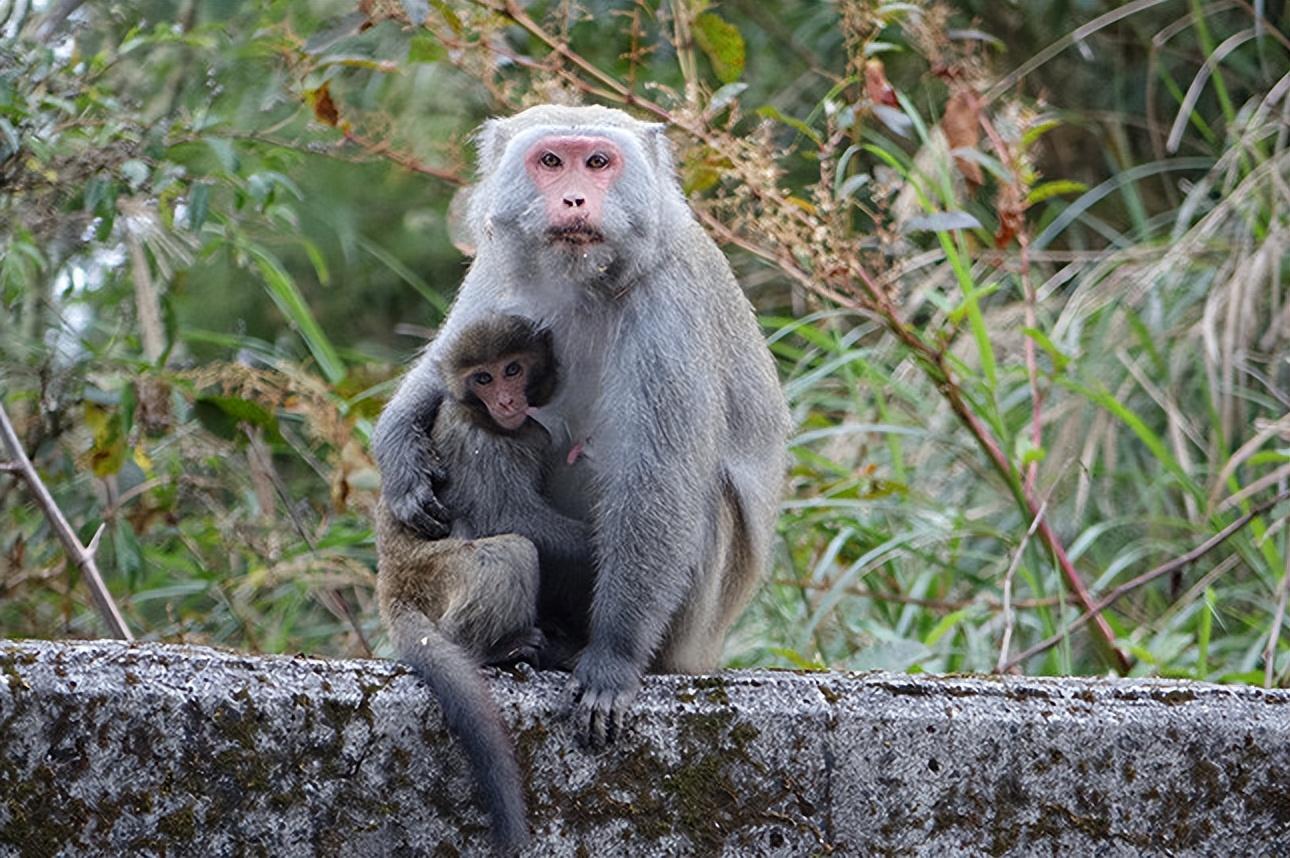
[438,534,542,665]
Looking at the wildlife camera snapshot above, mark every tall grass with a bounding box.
[730,3,1289,683]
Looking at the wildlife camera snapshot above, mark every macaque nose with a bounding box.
[562,194,586,208]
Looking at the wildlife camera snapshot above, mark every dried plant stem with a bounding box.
[0,402,133,640]
[1265,548,1290,688]
[997,499,1048,672]
[1002,489,1290,672]
[125,224,165,365]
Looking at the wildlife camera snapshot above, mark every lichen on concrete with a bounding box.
[2,639,1289,856]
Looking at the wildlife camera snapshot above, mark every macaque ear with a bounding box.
[641,123,675,175]
[473,118,509,178]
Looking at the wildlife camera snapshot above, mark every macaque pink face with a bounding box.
[465,354,532,431]
[525,135,624,244]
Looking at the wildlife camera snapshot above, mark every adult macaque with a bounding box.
[373,104,790,747]
[377,314,591,852]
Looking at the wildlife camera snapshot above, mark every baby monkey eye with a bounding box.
[472,371,493,386]
[539,152,562,169]
[503,361,523,378]
[585,152,611,170]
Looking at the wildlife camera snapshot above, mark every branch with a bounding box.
[340,127,466,187]
[1001,489,1290,672]
[0,402,133,640]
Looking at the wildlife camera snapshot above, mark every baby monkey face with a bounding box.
[466,353,534,431]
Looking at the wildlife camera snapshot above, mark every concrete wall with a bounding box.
[2,638,1288,856]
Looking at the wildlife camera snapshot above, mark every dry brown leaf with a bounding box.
[864,59,898,107]
[995,180,1025,248]
[309,83,340,127]
[942,89,983,187]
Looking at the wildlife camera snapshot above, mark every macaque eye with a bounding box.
[586,152,611,170]
[472,370,493,386]
[503,361,523,378]
[539,152,563,169]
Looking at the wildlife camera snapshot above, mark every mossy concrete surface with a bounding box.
[2,639,1289,856]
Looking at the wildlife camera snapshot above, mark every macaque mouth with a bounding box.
[547,224,605,246]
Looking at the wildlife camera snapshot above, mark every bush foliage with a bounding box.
[1,0,1287,683]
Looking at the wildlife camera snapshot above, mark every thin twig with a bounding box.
[0,402,134,640]
[340,127,466,186]
[997,499,1049,672]
[1002,489,1290,672]
[1265,548,1290,688]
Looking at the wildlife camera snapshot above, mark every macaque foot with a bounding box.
[571,653,641,749]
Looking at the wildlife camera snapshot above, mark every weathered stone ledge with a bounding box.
[2,638,1288,856]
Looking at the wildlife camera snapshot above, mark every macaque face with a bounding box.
[524,136,624,245]
[464,353,534,431]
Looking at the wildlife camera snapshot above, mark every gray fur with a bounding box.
[372,104,791,748]
[376,322,593,853]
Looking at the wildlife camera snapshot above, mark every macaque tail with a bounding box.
[389,609,529,854]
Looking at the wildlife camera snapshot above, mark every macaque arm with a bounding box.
[371,261,513,537]
[574,296,716,746]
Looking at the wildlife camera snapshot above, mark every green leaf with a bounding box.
[770,648,827,671]
[430,0,463,34]
[408,33,445,63]
[245,245,346,384]
[84,402,126,477]
[0,118,19,159]
[693,13,745,84]
[360,237,449,315]
[205,138,238,174]
[1021,327,1071,373]
[924,608,972,647]
[1026,180,1088,206]
[186,182,211,232]
[120,159,149,191]
[193,395,281,444]
[904,211,982,232]
[707,82,748,114]
[1062,379,1195,496]
[302,239,331,287]
[112,521,144,587]
[756,105,821,145]
[1014,432,1046,467]
[1021,118,1061,147]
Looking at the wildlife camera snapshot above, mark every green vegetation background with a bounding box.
[1,0,1287,683]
